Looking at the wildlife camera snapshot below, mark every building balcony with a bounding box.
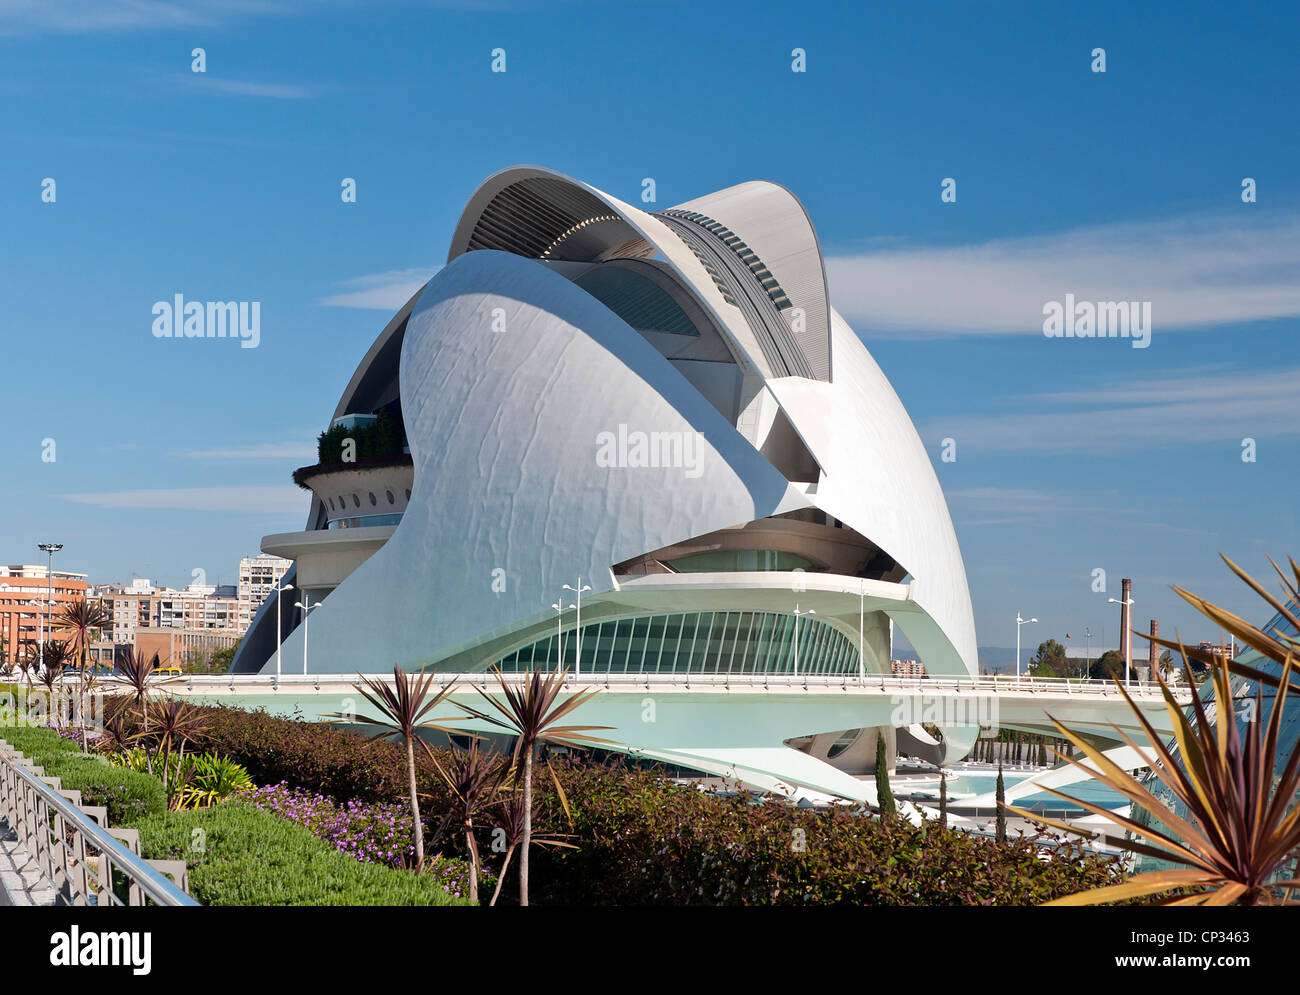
[292,453,414,528]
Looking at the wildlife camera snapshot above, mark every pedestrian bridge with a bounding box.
[142,671,1193,806]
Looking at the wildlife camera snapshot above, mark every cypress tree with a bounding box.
[995,762,1007,843]
[939,768,948,829]
[875,733,896,820]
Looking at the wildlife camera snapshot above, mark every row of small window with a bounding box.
[663,210,793,310]
[325,488,411,513]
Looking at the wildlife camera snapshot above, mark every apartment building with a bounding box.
[0,565,89,667]
[237,554,291,629]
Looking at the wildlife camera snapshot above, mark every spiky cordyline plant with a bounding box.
[457,666,611,907]
[16,645,35,690]
[485,785,577,907]
[330,665,462,871]
[425,738,511,904]
[1009,556,1300,906]
[1148,554,1300,695]
[135,697,211,808]
[111,646,168,732]
[53,597,112,752]
[36,640,72,716]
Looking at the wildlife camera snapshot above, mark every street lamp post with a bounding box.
[1108,595,1135,686]
[1083,625,1093,681]
[792,605,816,677]
[551,599,574,669]
[37,543,62,677]
[561,577,591,677]
[1015,612,1038,682]
[272,581,294,678]
[293,596,319,675]
[858,580,866,682]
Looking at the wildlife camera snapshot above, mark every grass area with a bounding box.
[131,803,474,906]
[0,723,477,906]
[0,724,166,823]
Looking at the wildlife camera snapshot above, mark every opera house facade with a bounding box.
[230,165,980,790]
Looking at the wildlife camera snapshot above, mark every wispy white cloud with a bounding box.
[61,486,306,513]
[320,267,438,309]
[826,214,1300,336]
[183,442,316,460]
[0,0,522,35]
[194,77,316,99]
[926,367,1300,452]
[0,0,216,34]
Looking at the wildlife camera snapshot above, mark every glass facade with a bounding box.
[495,610,860,675]
[666,550,816,573]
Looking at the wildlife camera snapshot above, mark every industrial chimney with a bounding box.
[1119,578,1133,666]
[1149,619,1159,678]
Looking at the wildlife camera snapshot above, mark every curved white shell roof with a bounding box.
[236,166,977,681]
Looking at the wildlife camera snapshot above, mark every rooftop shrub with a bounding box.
[130,802,474,906]
[177,705,1123,905]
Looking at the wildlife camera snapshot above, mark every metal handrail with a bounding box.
[164,671,1191,699]
[0,742,197,907]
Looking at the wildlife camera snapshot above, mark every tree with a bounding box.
[1158,649,1174,679]
[1089,650,1125,681]
[460,667,610,906]
[938,768,948,829]
[995,762,1007,843]
[874,733,896,819]
[337,666,460,870]
[485,786,576,906]
[209,642,239,673]
[427,739,510,903]
[53,597,112,752]
[139,698,210,808]
[112,646,167,736]
[1028,639,1069,678]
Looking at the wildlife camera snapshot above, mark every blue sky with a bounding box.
[2,1,1297,665]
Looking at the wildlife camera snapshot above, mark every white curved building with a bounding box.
[232,165,980,789]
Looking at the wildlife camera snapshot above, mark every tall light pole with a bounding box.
[1108,595,1135,686]
[792,605,815,677]
[37,543,62,677]
[1015,612,1037,680]
[1083,625,1093,681]
[294,596,319,675]
[272,581,294,678]
[550,599,574,669]
[562,577,591,677]
[858,580,866,682]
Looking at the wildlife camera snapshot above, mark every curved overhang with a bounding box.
[447,165,776,382]
[667,180,833,381]
[769,308,979,675]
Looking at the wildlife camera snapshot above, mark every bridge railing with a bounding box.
[0,739,198,907]
[171,671,1185,699]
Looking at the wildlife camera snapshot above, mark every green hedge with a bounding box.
[186,706,1124,905]
[0,725,79,764]
[130,803,474,906]
[530,764,1122,906]
[53,755,167,824]
[0,726,166,824]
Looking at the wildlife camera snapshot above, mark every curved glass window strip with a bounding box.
[666,550,817,573]
[1131,605,1300,872]
[496,610,860,676]
[327,513,403,530]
